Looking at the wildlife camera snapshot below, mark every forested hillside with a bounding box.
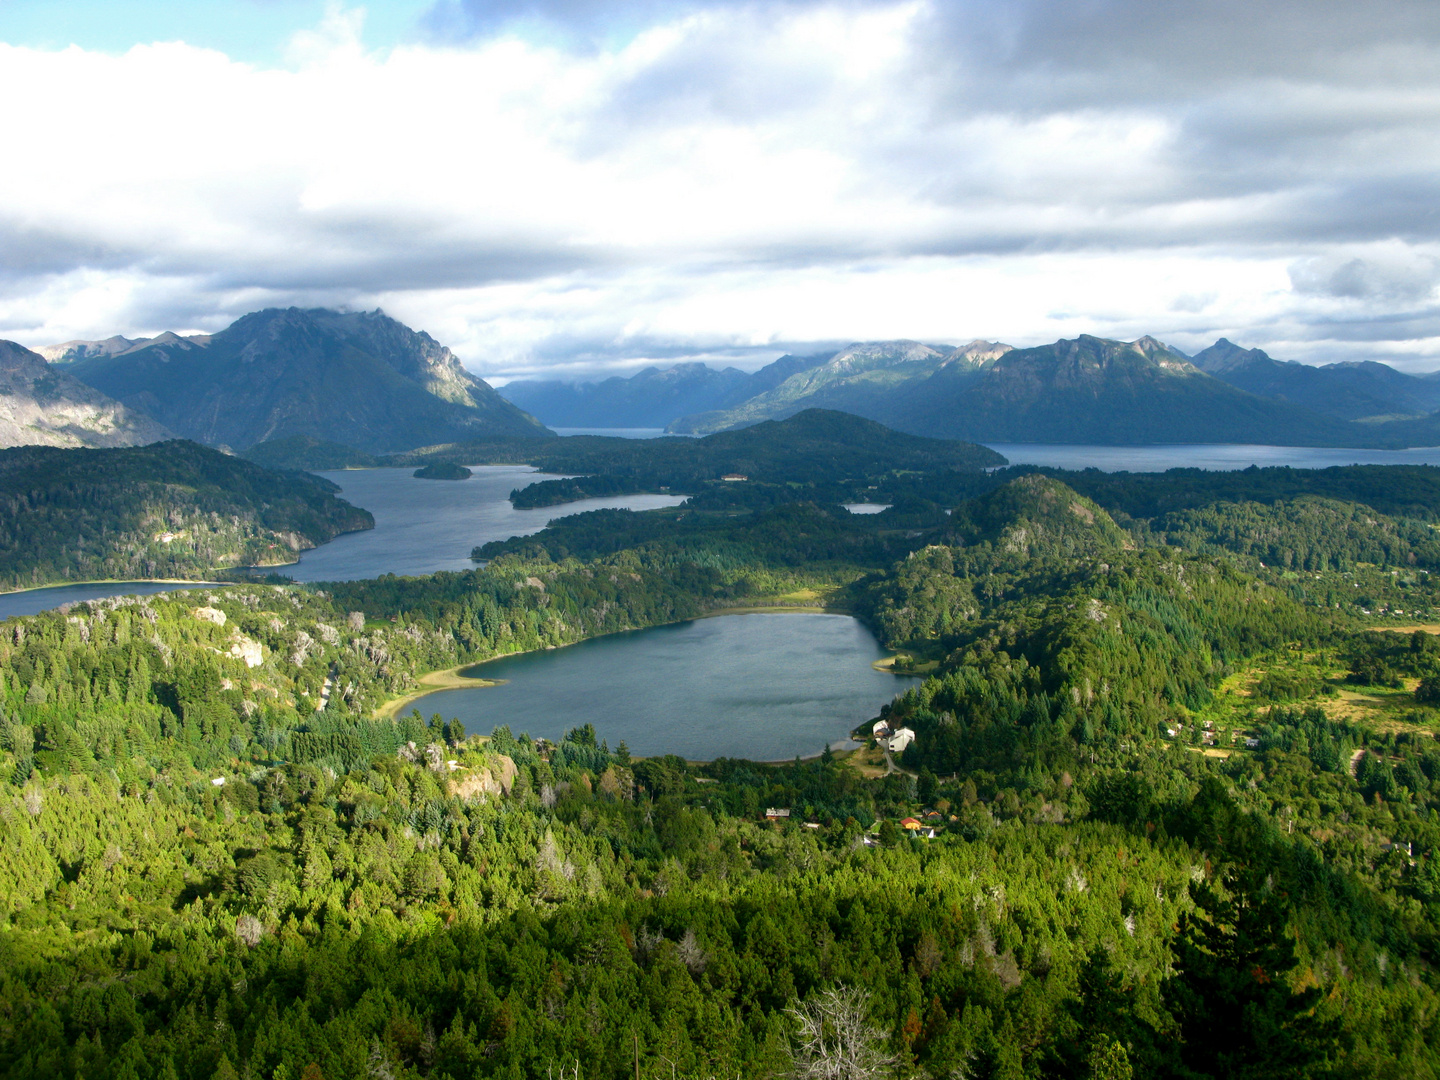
[3,469,1440,1077]
[0,441,373,591]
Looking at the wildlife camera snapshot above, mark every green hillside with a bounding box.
[0,441,372,590]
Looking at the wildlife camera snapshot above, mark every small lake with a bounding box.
[410,612,919,761]
[987,442,1440,472]
[281,466,687,582]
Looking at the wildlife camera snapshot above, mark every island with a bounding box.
[413,462,473,480]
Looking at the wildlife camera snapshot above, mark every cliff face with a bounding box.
[0,340,173,449]
[63,308,551,453]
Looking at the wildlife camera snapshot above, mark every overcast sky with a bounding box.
[2,0,1439,381]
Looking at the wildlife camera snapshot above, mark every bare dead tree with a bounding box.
[785,986,896,1080]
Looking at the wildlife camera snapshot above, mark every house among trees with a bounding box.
[764,807,790,819]
[888,727,915,753]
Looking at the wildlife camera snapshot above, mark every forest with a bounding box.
[2,462,1440,1078]
[0,442,373,590]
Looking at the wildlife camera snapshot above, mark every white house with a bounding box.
[888,727,915,753]
[872,719,892,738]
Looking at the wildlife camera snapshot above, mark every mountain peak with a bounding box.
[63,308,549,453]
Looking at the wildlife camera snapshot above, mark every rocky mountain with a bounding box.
[671,340,1010,434]
[60,308,551,453]
[1190,338,1440,421]
[0,340,173,449]
[40,333,218,364]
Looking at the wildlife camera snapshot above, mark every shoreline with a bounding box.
[373,600,914,760]
[376,602,853,718]
[0,577,226,598]
[373,665,506,721]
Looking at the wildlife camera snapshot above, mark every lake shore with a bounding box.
[0,577,224,598]
[374,600,854,719]
[374,665,507,720]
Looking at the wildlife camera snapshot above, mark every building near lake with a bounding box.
[888,727,915,753]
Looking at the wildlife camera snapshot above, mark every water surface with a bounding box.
[285,466,686,581]
[410,612,918,761]
[0,466,686,616]
[987,442,1440,472]
[0,581,215,621]
[549,427,669,439]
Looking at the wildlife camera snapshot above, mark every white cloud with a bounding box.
[1,0,1440,374]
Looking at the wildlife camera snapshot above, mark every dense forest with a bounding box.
[0,442,373,591]
[4,458,1440,1077]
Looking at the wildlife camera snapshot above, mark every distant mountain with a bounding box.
[60,308,551,453]
[0,341,173,449]
[1190,339,1440,421]
[671,334,1363,446]
[499,362,754,427]
[899,335,1352,445]
[672,340,1010,434]
[498,351,839,429]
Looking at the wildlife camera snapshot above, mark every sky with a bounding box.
[2,0,1439,382]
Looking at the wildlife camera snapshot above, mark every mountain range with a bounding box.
[504,333,1440,447]
[498,351,837,429]
[20,309,1440,455]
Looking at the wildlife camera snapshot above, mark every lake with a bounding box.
[284,465,686,582]
[987,442,1440,472]
[408,612,919,761]
[0,465,686,617]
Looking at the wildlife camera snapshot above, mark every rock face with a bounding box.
[61,308,551,453]
[0,340,173,449]
[448,754,518,801]
[39,335,153,363]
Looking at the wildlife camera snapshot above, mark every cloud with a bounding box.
[1,0,1440,373]
[1290,245,1440,303]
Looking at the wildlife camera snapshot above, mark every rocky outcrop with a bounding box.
[448,754,518,801]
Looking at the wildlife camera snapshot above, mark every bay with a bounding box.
[987,442,1440,472]
[409,612,919,761]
